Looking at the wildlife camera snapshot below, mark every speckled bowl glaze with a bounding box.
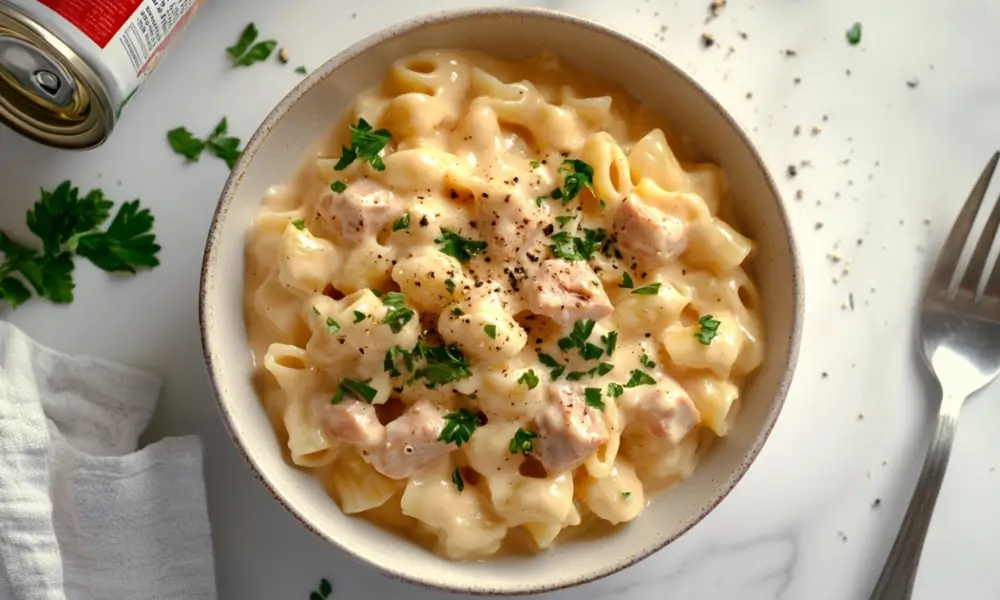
[199,6,803,595]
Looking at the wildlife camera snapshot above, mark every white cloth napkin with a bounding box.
[0,322,217,600]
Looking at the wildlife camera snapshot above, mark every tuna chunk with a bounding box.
[319,399,385,447]
[364,400,451,479]
[524,259,613,325]
[322,178,395,244]
[622,381,700,444]
[614,194,687,264]
[535,385,609,474]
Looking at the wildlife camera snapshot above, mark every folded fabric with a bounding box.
[0,322,217,600]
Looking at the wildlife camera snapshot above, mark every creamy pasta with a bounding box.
[243,50,765,560]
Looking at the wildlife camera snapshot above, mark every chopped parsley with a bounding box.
[331,378,377,404]
[622,491,632,501]
[383,345,416,377]
[444,278,456,294]
[226,23,277,67]
[558,319,603,360]
[640,353,656,368]
[566,362,614,381]
[538,352,566,381]
[325,317,340,334]
[632,282,661,296]
[517,369,539,390]
[555,215,575,229]
[607,382,624,398]
[452,467,465,492]
[294,65,308,75]
[451,307,463,316]
[310,577,334,600]
[413,342,473,386]
[846,22,862,46]
[548,228,607,261]
[291,219,306,230]
[535,197,545,208]
[530,160,542,169]
[550,159,595,205]
[625,369,656,388]
[620,272,634,289]
[0,182,160,308]
[509,427,538,456]
[334,118,392,171]
[392,212,410,231]
[484,324,498,339]
[435,228,487,262]
[439,409,483,446]
[166,117,242,169]
[695,314,721,345]
[380,292,414,333]
[584,387,605,410]
[330,181,347,193]
[352,310,366,323]
[601,331,618,356]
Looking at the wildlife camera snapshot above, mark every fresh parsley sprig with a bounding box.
[380,292,415,333]
[167,117,242,169]
[548,228,607,261]
[334,119,392,171]
[557,319,603,360]
[509,427,538,456]
[0,182,160,308]
[435,229,487,262]
[227,23,277,67]
[550,159,595,205]
[331,378,378,404]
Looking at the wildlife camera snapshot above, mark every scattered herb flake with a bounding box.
[607,382,624,398]
[392,212,410,231]
[325,317,340,335]
[632,282,661,295]
[331,378,377,404]
[334,118,392,171]
[444,278,456,294]
[601,331,618,356]
[554,159,595,204]
[548,228,607,261]
[440,409,482,446]
[227,23,277,67]
[451,307,463,316]
[291,219,306,230]
[166,127,206,161]
[846,22,862,46]
[625,369,656,388]
[695,314,721,345]
[452,467,465,492]
[620,272,634,288]
[509,427,538,455]
[555,215,574,229]
[640,353,656,369]
[484,324,497,339]
[331,181,347,193]
[435,228,487,262]
[584,387,605,410]
[518,369,539,390]
[352,310,366,323]
[295,65,308,75]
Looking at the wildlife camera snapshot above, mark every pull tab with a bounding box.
[0,35,76,107]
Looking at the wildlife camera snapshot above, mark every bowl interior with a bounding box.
[201,7,801,595]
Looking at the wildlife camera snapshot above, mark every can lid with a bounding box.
[0,4,113,149]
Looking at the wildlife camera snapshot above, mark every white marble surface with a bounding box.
[2,0,999,598]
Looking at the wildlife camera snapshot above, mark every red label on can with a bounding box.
[36,0,143,48]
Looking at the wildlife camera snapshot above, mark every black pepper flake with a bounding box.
[526,253,539,263]
[449,190,459,199]
[419,216,429,227]
[701,33,715,48]
[542,224,555,236]
[481,192,489,199]
[787,164,798,178]
[507,271,520,291]
[513,177,519,183]
[783,49,798,58]
[474,281,484,288]
[906,78,920,88]
[469,220,478,228]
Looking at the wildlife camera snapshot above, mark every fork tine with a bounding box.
[929,151,1000,292]
[960,186,1000,294]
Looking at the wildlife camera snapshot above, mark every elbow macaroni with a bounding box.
[243,50,766,560]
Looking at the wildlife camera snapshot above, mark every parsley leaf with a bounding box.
[548,228,607,261]
[555,215,575,229]
[452,467,465,492]
[640,353,656,368]
[26,181,113,256]
[435,228,487,262]
[530,160,542,169]
[392,212,410,231]
[517,369,539,390]
[558,319,603,360]
[552,159,595,205]
[846,22,862,46]
[331,181,347,193]
[509,427,538,455]
[631,282,661,296]
[620,272,634,289]
[325,317,341,335]
[334,119,392,171]
[414,342,473,386]
[75,200,161,273]
[622,491,632,501]
[0,277,30,308]
[353,310,366,323]
[291,219,306,230]
[444,278,456,294]
[625,369,656,388]
[484,324,497,339]
[380,292,415,333]
[205,118,242,169]
[331,378,377,404]
[227,24,277,66]
[601,331,618,356]
[695,314,721,345]
[566,362,614,381]
[607,382,624,398]
[166,127,206,161]
[538,352,566,381]
[295,65,308,75]
[439,409,483,446]
[584,387,605,410]
[383,346,414,377]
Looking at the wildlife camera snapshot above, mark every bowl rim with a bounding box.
[199,5,804,595]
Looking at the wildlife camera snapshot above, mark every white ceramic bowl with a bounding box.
[200,6,803,595]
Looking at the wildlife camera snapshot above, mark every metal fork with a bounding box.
[869,152,1000,599]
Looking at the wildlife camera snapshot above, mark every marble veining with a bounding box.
[2,0,999,598]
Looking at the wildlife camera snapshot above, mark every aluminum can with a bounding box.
[0,0,204,149]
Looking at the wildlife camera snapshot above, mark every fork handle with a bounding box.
[869,407,960,600]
